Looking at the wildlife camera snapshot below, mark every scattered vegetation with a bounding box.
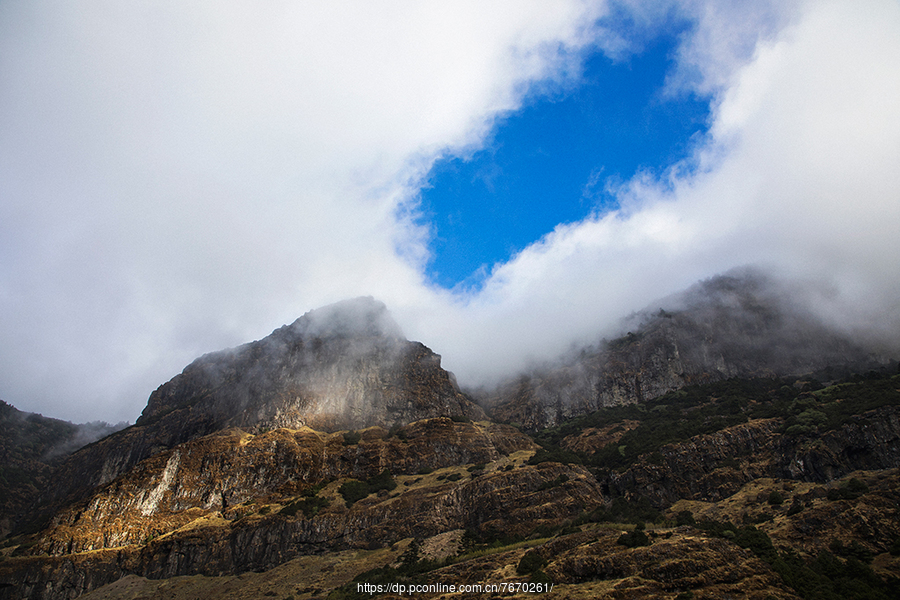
[674,510,696,526]
[616,522,650,548]
[527,446,582,465]
[697,519,900,599]
[528,373,900,476]
[342,430,361,446]
[826,477,869,501]
[516,548,546,574]
[327,542,437,600]
[281,483,330,518]
[338,470,397,506]
[531,378,786,472]
[773,373,900,436]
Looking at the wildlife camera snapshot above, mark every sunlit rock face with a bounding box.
[138,296,481,433]
[36,297,483,522]
[31,419,542,557]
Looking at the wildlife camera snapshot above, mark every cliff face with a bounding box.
[2,290,898,600]
[31,298,484,524]
[485,271,882,430]
[1,419,606,600]
[33,419,535,556]
[136,297,479,433]
[605,405,900,508]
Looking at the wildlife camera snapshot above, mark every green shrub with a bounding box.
[343,430,361,446]
[527,447,582,465]
[529,569,553,585]
[830,539,874,564]
[338,470,397,506]
[367,470,397,493]
[675,510,696,526]
[827,478,869,501]
[281,495,329,518]
[338,480,371,506]
[617,522,650,548]
[516,549,546,574]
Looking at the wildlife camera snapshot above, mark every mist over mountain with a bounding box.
[1,270,899,599]
[137,296,478,433]
[481,268,891,430]
[0,402,125,538]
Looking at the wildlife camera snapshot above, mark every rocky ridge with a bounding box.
[0,402,123,539]
[485,271,883,430]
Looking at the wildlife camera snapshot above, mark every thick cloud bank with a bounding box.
[1,1,898,422]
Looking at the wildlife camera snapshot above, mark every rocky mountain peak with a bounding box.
[136,297,476,434]
[33,299,483,519]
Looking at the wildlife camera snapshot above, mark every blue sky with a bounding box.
[420,33,711,289]
[1,1,899,423]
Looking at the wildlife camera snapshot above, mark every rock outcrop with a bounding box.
[605,405,900,508]
[2,289,897,600]
[0,418,606,599]
[33,419,534,556]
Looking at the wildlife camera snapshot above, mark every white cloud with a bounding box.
[421,0,900,385]
[1,0,898,422]
[0,1,605,422]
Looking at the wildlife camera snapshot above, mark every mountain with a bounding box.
[0,402,123,539]
[482,270,886,430]
[137,296,482,433]
[25,297,485,530]
[1,276,899,599]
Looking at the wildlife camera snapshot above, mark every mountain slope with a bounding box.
[24,298,484,529]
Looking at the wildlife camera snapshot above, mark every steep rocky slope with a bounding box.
[27,298,484,530]
[1,287,898,600]
[485,271,884,430]
[66,465,900,600]
[1,419,605,599]
[605,404,900,508]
